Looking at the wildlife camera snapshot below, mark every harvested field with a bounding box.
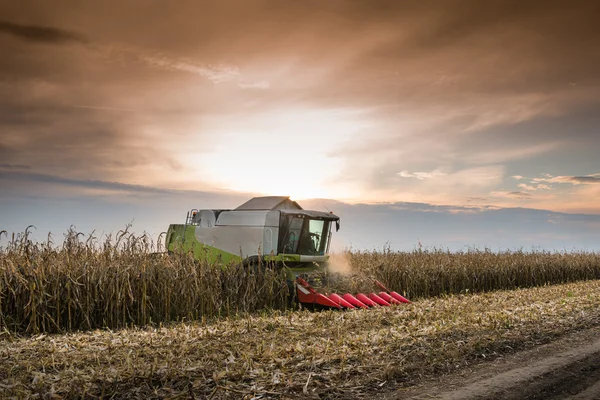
[403,325,600,400]
[1,279,599,399]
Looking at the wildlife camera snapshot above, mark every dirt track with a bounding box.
[398,326,600,400]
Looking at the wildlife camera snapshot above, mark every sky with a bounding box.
[1,1,599,250]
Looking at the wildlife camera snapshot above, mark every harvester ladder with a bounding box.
[180,209,198,248]
[179,211,189,249]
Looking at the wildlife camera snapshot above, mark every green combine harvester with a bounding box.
[166,196,410,309]
[165,196,339,274]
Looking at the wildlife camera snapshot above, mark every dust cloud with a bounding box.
[327,252,353,275]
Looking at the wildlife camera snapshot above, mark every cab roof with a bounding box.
[280,209,340,221]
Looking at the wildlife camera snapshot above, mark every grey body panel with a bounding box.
[235,196,302,210]
[183,197,336,259]
[194,210,281,256]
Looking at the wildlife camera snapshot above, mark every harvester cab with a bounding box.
[165,196,409,309]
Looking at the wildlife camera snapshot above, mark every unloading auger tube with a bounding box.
[164,196,410,309]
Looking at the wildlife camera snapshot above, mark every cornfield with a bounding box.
[0,228,289,334]
[327,247,600,298]
[1,228,600,334]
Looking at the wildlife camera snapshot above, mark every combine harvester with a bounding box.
[165,196,410,309]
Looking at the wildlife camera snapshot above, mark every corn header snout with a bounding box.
[295,278,410,310]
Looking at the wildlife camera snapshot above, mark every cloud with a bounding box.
[512,175,525,180]
[397,169,446,179]
[140,54,270,88]
[0,164,30,170]
[466,197,488,202]
[569,176,600,184]
[354,166,506,206]
[518,183,537,191]
[141,54,240,83]
[462,142,561,164]
[1,1,599,215]
[306,198,600,251]
[0,20,87,44]
[0,95,148,180]
[71,105,136,112]
[386,202,486,213]
[238,80,270,89]
[462,95,560,133]
[491,191,533,200]
[0,171,179,196]
[443,166,505,188]
[533,173,600,185]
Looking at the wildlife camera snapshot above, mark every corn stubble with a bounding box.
[1,280,599,398]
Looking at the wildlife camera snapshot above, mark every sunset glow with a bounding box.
[190,108,363,200]
[1,1,599,248]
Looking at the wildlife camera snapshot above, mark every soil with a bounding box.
[394,325,600,399]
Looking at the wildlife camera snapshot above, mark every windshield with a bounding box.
[279,215,331,255]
